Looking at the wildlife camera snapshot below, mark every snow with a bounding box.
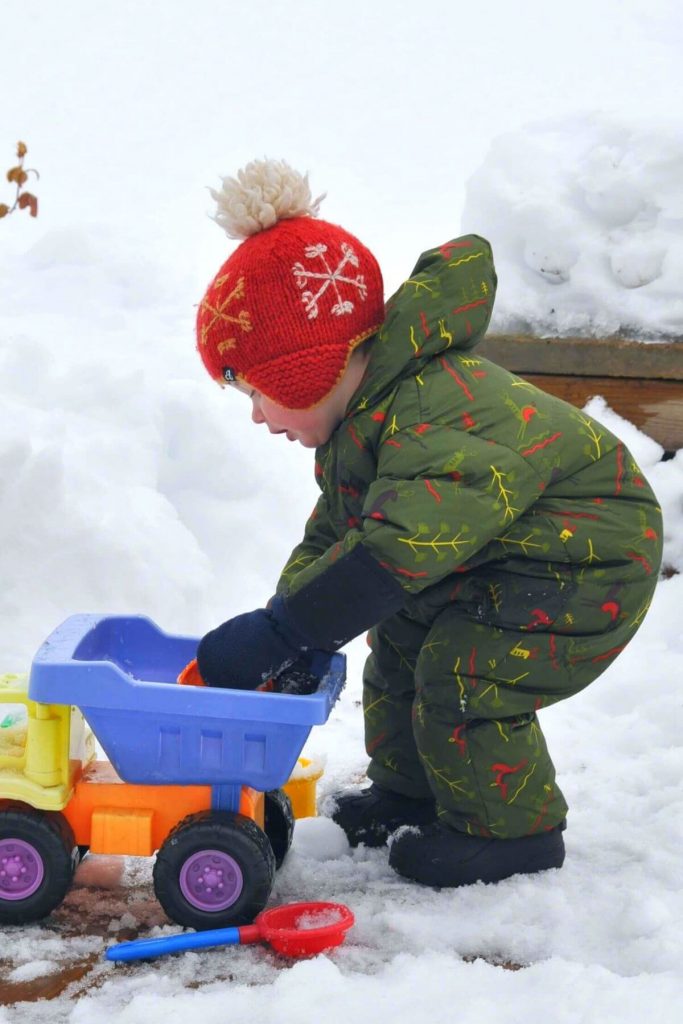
[287,755,325,782]
[293,907,345,930]
[1,0,682,1020]
[462,113,683,339]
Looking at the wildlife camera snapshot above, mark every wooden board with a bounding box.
[478,334,682,380]
[478,334,683,450]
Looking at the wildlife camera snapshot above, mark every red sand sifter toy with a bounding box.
[106,900,355,962]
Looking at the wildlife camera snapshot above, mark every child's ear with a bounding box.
[351,339,373,371]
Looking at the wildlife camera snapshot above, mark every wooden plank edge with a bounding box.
[479,334,683,381]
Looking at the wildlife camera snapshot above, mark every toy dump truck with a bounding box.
[0,615,345,929]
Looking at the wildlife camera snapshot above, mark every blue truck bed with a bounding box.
[29,615,346,791]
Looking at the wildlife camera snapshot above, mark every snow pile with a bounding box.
[462,112,683,339]
[0,228,316,669]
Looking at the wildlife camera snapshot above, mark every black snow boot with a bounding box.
[389,819,566,887]
[329,784,438,848]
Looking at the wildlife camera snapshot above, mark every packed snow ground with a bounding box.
[2,1,683,1021]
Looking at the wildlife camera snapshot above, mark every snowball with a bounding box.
[609,238,665,288]
[523,236,580,284]
[577,144,647,228]
[291,816,351,861]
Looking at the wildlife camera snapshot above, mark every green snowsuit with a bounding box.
[276,235,663,838]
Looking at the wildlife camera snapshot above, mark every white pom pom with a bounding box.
[209,158,326,240]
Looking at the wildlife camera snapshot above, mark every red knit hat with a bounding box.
[196,159,384,409]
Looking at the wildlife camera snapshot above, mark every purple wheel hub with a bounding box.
[0,838,45,901]
[179,849,243,912]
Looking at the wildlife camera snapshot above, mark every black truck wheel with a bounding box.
[153,810,275,930]
[0,808,77,925]
[264,788,295,869]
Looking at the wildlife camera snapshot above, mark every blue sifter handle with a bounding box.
[106,926,242,962]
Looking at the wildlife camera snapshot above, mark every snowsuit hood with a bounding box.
[349,236,497,410]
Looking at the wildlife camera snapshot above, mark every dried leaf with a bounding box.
[18,192,38,217]
[7,166,28,186]
[0,203,10,218]
[16,141,28,158]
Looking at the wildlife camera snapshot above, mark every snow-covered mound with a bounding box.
[462,113,683,339]
[0,228,316,669]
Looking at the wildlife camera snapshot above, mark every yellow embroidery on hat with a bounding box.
[199,274,252,348]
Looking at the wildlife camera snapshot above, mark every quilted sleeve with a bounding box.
[275,491,340,596]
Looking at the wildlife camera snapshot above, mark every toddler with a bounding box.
[189,159,662,887]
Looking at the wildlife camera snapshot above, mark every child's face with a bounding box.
[249,390,344,448]
[235,349,370,449]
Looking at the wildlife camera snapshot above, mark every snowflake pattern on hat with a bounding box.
[292,242,368,319]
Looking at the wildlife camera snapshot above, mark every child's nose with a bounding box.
[251,397,265,424]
